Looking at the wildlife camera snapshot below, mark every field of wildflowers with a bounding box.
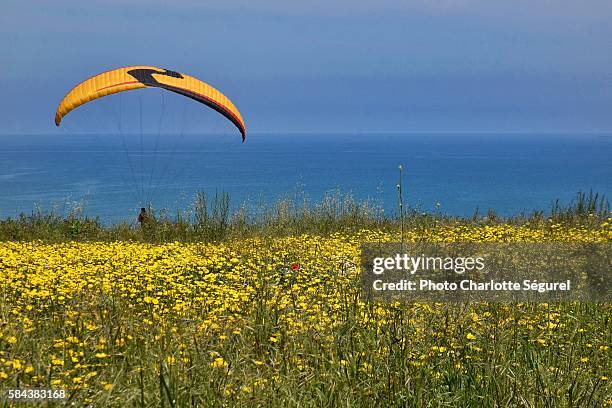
[0,217,610,406]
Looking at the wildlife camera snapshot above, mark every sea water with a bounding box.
[0,133,609,224]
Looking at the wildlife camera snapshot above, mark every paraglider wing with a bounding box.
[54,65,246,140]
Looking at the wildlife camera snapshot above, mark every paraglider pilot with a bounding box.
[138,208,149,226]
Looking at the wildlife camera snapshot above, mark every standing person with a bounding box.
[137,207,149,226]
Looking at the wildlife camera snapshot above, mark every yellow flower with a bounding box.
[210,357,227,369]
[8,360,22,370]
[144,296,159,305]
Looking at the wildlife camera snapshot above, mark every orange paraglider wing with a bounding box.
[55,65,246,140]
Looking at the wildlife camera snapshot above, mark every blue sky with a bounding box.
[1,0,611,134]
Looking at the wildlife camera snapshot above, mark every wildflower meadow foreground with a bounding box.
[0,221,610,406]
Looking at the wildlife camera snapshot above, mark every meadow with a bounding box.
[0,192,610,406]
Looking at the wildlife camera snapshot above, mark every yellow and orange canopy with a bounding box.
[55,65,246,140]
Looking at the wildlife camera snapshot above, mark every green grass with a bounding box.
[0,191,609,407]
[0,190,608,242]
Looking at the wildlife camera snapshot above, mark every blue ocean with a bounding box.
[0,133,610,224]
